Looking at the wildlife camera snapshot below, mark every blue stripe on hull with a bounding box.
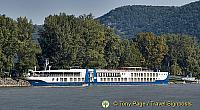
[27,80,83,86]
[93,80,168,85]
[28,79,168,86]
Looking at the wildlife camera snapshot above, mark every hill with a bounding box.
[97,1,200,39]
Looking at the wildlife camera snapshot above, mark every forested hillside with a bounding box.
[98,1,200,40]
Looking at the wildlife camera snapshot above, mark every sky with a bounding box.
[0,0,198,24]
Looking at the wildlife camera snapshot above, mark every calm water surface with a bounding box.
[0,84,199,110]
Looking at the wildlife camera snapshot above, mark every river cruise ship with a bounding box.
[26,66,169,86]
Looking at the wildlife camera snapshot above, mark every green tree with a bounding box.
[40,13,121,69]
[0,15,41,77]
[15,17,41,76]
[104,29,122,68]
[119,39,143,67]
[135,32,168,69]
[170,61,182,76]
[163,34,200,77]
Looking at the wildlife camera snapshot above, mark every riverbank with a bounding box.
[169,79,200,84]
[0,78,30,87]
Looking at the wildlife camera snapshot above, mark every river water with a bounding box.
[0,84,199,110]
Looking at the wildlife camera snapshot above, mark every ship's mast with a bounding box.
[44,59,49,71]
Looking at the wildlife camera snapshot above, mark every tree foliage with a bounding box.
[0,12,199,78]
[0,15,41,77]
[135,32,168,69]
[119,39,143,67]
[161,34,200,76]
[40,13,124,69]
[39,13,147,69]
[38,13,199,77]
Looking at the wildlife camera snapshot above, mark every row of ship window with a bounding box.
[131,73,159,77]
[99,78,157,82]
[35,72,81,77]
[52,77,157,82]
[97,72,160,77]
[52,78,84,82]
[98,73,121,77]
[52,78,157,82]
